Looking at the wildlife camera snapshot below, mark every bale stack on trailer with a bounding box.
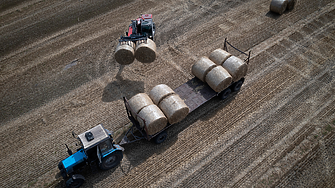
[191,49,247,93]
[137,104,167,135]
[209,49,232,66]
[221,56,248,82]
[205,66,232,92]
[149,84,189,125]
[192,57,217,82]
[128,93,167,136]
[127,93,154,119]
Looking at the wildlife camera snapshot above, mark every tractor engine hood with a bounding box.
[61,148,87,173]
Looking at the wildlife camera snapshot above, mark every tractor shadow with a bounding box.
[102,65,145,102]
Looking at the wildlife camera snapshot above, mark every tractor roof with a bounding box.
[78,124,109,150]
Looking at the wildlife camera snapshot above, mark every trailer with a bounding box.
[119,39,250,145]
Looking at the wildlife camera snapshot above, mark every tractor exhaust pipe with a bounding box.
[65,144,73,156]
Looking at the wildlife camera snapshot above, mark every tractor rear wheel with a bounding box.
[99,150,123,170]
[66,174,85,188]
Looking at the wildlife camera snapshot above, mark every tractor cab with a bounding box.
[58,124,123,188]
[126,14,156,40]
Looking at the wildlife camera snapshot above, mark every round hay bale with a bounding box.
[205,66,233,93]
[209,49,232,66]
[128,93,154,119]
[149,84,175,105]
[270,0,288,15]
[135,39,157,63]
[159,94,189,124]
[191,57,217,82]
[115,41,135,65]
[137,104,167,135]
[287,0,296,10]
[222,56,248,82]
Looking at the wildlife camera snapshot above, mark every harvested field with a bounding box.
[0,0,335,187]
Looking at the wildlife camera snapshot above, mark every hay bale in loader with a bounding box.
[135,39,157,63]
[192,57,217,82]
[149,84,175,105]
[209,49,232,66]
[205,66,233,93]
[115,41,135,65]
[158,94,189,125]
[137,104,167,135]
[128,93,154,120]
[221,56,248,82]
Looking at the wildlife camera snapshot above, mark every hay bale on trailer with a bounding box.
[115,41,135,65]
[159,94,189,124]
[149,84,175,105]
[128,93,154,120]
[135,39,157,63]
[221,56,248,82]
[270,0,288,15]
[137,104,167,135]
[192,57,217,82]
[209,49,232,66]
[205,66,233,93]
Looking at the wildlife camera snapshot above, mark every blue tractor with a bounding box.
[58,124,124,188]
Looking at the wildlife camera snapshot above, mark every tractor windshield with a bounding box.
[141,20,152,35]
[98,139,113,156]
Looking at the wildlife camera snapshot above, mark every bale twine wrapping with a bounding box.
[149,84,175,105]
[287,0,296,10]
[158,94,189,124]
[209,49,232,66]
[205,66,233,93]
[135,39,157,63]
[191,57,217,82]
[137,104,167,135]
[270,0,288,15]
[115,41,135,65]
[222,56,248,82]
[128,93,154,119]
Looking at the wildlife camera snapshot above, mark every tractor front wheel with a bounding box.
[66,174,85,188]
[99,150,123,170]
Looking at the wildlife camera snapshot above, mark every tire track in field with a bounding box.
[110,2,335,185]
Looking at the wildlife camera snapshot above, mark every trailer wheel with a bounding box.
[66,174,85,188]
[153,131,167,144]
[99,150,123,171]
[220,88,231,100]
[231,78,244,92]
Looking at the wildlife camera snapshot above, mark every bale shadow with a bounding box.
[102,65,145,102]
[265,9,294,19]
